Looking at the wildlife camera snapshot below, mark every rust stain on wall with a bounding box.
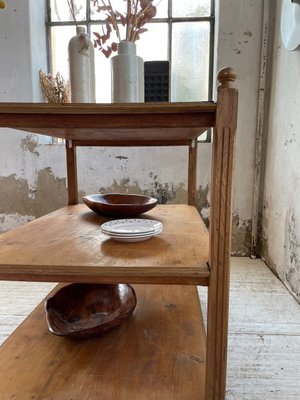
[234,48,241,54]
[262,206,300,303]
[98,178,251,255]
[0,174,30,215]
[231,212,252,256]
[115,155,128,160]
[0,168,67,218]
[99,178,143,195]
[20,135,39,155]
[150,181,186,204]
[286,208,300,300]
[243,31,253,38]
[33,168,68,216]
[196,184,210,226]
[261,200,269,259]
[284,124,296,147]
[98,176,187,204]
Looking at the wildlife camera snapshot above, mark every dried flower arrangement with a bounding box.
[0,0,7,10]
[92,0,159,58]
[39,70,70,104]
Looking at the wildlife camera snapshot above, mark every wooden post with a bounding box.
[65,139,78,205]
[188,139,197,205]
[205,68,238,400]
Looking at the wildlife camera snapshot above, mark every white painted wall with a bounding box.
[262,0,300,302]
[0,0,265,255]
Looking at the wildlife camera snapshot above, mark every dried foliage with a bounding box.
[0,0,7,10]
[92,0,159,58]
[39,70,70,104]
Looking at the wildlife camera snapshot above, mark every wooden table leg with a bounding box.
[205,68,238,400]
[65,139,78,205]
[188,139,198,206]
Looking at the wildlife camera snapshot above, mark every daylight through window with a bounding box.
[47,0,214,105]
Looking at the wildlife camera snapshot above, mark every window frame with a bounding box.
[45,0,215,142]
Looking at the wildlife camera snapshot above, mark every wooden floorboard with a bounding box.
[1,258,300,399]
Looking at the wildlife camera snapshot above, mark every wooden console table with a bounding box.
[0,68,238,400]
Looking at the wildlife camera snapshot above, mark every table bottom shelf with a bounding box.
[0,284,206,400]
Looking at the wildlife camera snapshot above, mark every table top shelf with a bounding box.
[0,102,216,142]
[0,204,210,286]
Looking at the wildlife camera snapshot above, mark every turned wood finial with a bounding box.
[217,67,237,88]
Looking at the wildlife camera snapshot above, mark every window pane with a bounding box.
[171,22,210,101]
[92,22,168,103]
[155,0,168,18]
[136,23,168,61]
[172,0,211,17]
[50,26,79,79]
[94,52,111,103]
[50,0,86,22]
[91,0,167,20]
[92,24,112,103]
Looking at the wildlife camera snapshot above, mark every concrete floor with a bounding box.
[198,257,300,399]
[0,257,300,399]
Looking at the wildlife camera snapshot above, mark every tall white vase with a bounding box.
[68,26,96,103]
[111,41,144,103]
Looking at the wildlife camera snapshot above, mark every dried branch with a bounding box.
[67,0,78,27]
[92,0,159,58]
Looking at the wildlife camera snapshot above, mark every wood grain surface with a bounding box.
[65,140,78,205]
[205,68,238,400]
[0,284,206,400]
[45,283,137,338]
[0,204,209,285]
[0,102,215,142]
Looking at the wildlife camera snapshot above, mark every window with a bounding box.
[46,1,214,141]
[47,0,214,102]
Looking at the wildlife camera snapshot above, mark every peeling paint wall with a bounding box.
[262,0,300,302]
[215,0,264,254]
[0,1,265,256]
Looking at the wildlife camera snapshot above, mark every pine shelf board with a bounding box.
[0,284,206,400]
[0,204,210,286]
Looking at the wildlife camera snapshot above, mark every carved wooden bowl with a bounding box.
[82,193,158,217]
[45,283,137,339]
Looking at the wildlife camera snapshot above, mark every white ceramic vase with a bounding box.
[68,26,96,103]
[111,41,144,103]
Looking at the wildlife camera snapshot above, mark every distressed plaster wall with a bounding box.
[0,1,264,256]
[215,0,264,255]
[262,0,300,302]
[0,0,52,231]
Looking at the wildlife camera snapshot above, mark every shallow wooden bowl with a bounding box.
[45,283,137,339]
[82,193,158,217]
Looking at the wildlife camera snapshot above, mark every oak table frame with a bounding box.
[0,68,238,400]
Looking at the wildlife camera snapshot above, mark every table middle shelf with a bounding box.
[0,204,209,285]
